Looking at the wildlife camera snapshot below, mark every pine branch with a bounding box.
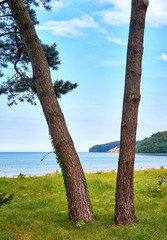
[0,0,78,105]
[0,14,12,17]
[14,27,23,79]
[0,31,19,37]
[0,43,22,46]
[0,1,6,5]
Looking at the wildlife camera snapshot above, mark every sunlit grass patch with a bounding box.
[0,169,167,239]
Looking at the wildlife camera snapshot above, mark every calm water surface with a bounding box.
[0,152,167,177]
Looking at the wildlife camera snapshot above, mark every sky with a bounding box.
[1,0,167,152]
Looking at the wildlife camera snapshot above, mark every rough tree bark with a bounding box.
[6,0,93,222]
[115,0,149,225]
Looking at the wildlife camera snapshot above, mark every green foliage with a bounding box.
[49,133,69,201]
[0,192,14,208]
[136,131,167,153]
[42,42,61,70]
[0,0,77,106]
[90,140,142,152]
[53,80,78,99]
[17,173,26,179]
[1,170,167,239]
[75,221,86,229]
[54,148,68,189]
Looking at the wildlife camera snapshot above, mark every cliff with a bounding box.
[89,140,142,152]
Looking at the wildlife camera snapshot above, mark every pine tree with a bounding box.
[115,0,149,225]
[3,0,93,222]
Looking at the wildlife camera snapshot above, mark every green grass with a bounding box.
[1,169,167,240]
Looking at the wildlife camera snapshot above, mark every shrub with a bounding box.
[0,193,14,208]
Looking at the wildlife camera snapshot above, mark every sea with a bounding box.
[0,152,167,177]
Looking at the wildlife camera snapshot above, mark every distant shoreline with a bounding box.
[89,152,167,155]
[136,153,167,156]
[1,167,167,178]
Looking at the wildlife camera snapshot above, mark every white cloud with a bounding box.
[37,2,129,44]
[85,55,125,66]
[37,15,102,37]
[147,1,167,27]
[100,59,125,66]
[157,53,167,61]
[51,1,65,11]
[96,0,167,27]
[67,104,108,108]
[107,36,127,45]
[95,0,131,26]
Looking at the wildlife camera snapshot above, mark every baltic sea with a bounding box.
[1,152,167,177]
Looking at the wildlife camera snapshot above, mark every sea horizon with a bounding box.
[1,152,167,177]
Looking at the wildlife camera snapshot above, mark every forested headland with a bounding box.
[136,131,167,154]
[90,131,167,154]
[89,140,142,152]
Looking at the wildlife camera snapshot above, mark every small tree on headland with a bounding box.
[3,0,93,222]
[115,0,149,225]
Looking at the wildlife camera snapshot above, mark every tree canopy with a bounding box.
[0,0,77,106]
[136,131,167,153]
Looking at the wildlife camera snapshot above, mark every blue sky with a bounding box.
[1,0,167,152]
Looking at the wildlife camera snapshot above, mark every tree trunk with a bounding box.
[6,0,93,222]
[115,0,148,225]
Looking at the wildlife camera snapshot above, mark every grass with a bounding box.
[0,169,167,240]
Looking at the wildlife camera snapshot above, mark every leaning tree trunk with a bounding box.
[115,0,148,225]
[7,0,93,222]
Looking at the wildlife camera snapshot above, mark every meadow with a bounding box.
[0,169,167,240]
